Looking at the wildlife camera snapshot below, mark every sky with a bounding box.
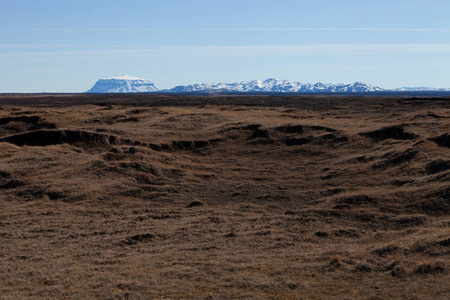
[1,0,449,92]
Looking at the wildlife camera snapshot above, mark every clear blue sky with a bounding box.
[1,0,449,92]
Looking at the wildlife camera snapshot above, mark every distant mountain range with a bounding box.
[392,87,450,92]
[167,79,383,93]
[86,75,449,93]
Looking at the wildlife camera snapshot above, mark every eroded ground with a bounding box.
[0,95,449,299]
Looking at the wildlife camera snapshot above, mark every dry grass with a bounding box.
[0,95,449,299]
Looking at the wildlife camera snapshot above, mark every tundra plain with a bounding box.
[0,94,449,299]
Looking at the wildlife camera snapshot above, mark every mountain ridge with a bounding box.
[86,76,384,93]
[166,78,383,93]
[85,76,450,94]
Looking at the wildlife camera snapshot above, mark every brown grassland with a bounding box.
[0,94,449,299]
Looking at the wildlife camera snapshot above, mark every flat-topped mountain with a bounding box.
[86,75,159,93]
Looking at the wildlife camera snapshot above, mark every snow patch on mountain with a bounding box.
[105,75,146,80]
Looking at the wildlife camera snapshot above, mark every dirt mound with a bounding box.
[337,194,377,206]
[374,245,401,257]
[0,130,122,147]
[0,115,42,126]
[372,149,418,169]
[276,124,336,134]
[0,129,217,151]
[429,133,450,148]
[426,159,450,174]
[309,125,337,132]
[225,124,339,145]
[389,215,427,229]
[171,139,221,150]
[275,124,345,146]
[275,124,304,134]
[360,125,417,141]
[406,187,450,215]
[313,132,349,144]
[122,233,156,245]
[187,200,205,208]
[141,138,221,151]
[414,263,446,275]
[411,238,450,256]
[0,179,24,189]
[0,169,11,179]
[0,115,56,134]
[226,124,269,138]
[219,123,273,144]
[284,137,310,146]
[87,114,139,124]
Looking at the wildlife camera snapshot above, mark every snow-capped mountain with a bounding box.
[86,75,159,93]
[166,78,384,93]
[392,87,450,92]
